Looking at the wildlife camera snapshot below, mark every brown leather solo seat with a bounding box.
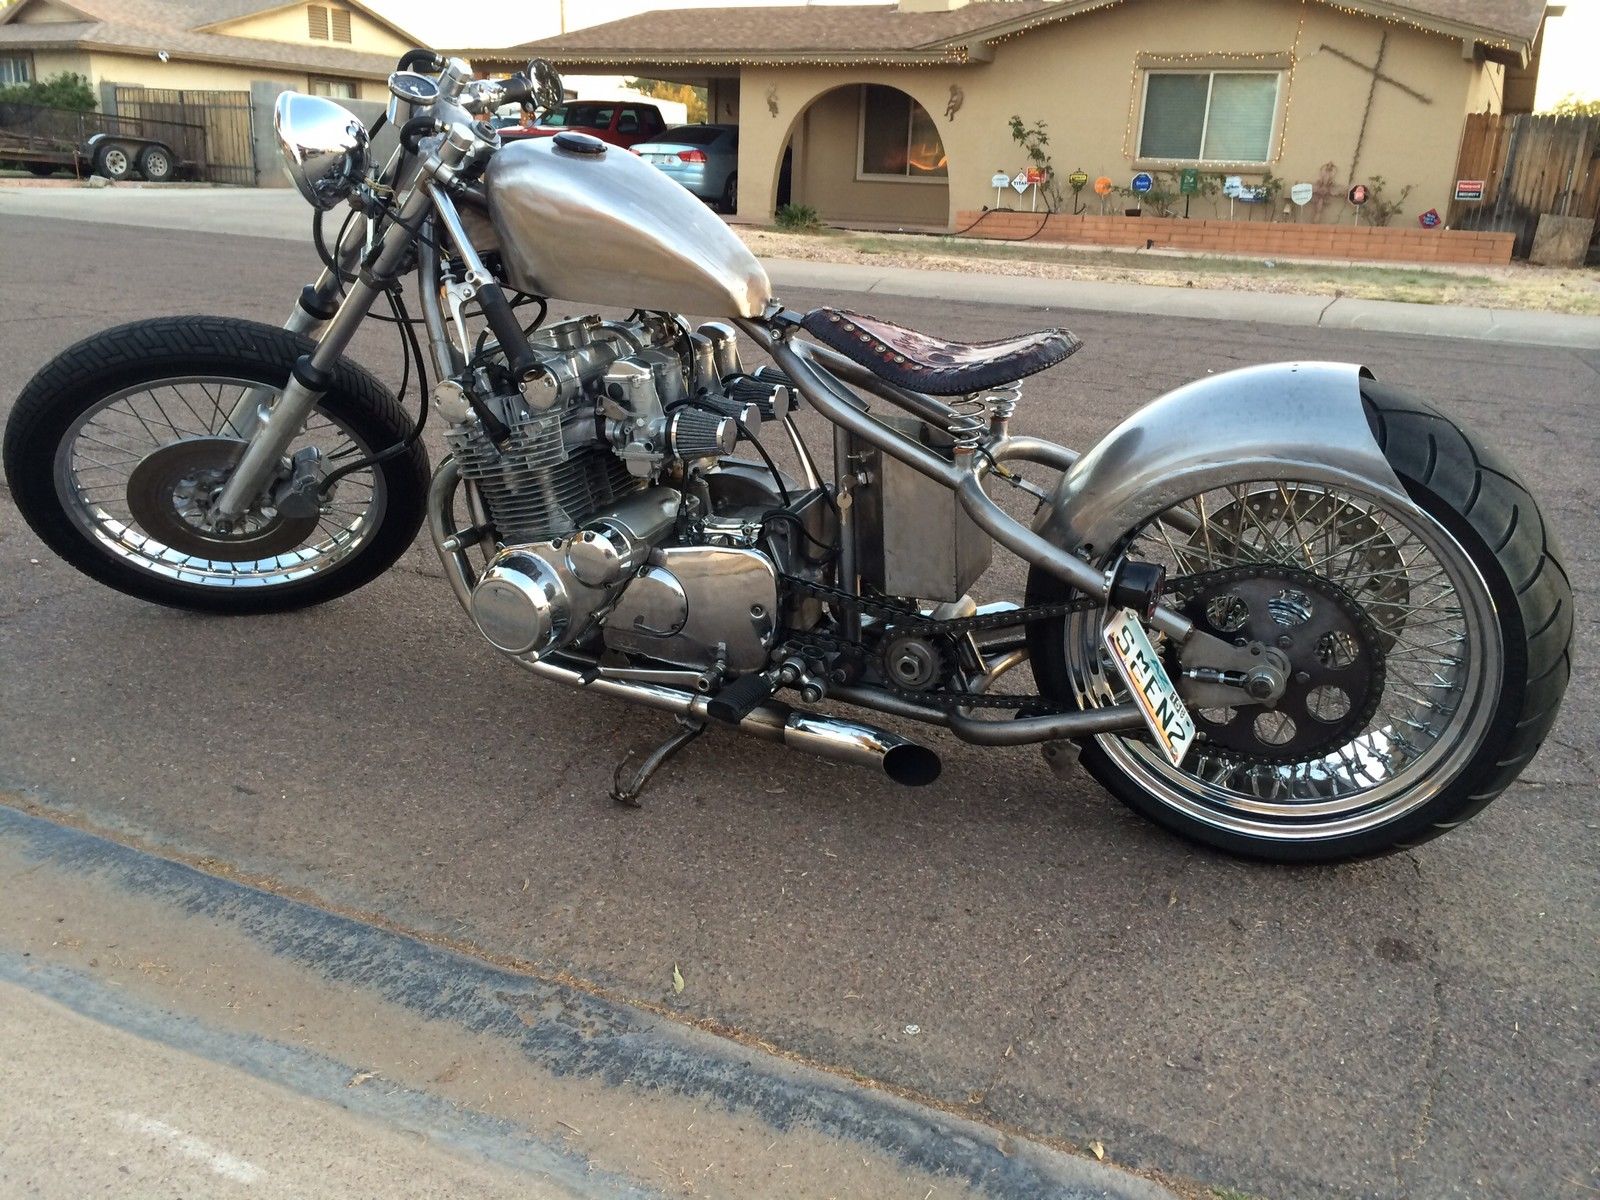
[801,307,1081,396]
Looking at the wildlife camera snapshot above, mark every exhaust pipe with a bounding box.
[430,477,940,786]
[516,655,941,787]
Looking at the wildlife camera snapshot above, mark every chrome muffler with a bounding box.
[516,655,941,787]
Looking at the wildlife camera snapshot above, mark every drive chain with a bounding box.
[778,567,1294,714]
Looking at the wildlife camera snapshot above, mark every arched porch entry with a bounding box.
[770,81,952,229]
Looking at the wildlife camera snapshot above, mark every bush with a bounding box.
[775,203,822,233]
[0,71,96,111]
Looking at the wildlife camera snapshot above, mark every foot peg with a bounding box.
[705,672,775,725]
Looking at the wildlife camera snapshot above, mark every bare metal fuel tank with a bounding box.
[485,133,772,319]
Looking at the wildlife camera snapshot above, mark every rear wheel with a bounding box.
[138,144,175,182]
[721,172,738,213]
[1028,384,1571,862]
[4,316,429,614]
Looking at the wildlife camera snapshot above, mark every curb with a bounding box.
[0,802,1175,1200]
[762,257,1600,350]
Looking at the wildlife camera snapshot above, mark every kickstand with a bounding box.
[609,717,708,807]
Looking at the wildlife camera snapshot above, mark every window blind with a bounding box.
[1140,74,1208,159]
[1202,73,1277,161]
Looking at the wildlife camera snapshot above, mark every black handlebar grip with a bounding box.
[475,282,541,381]
[496,73,534,107]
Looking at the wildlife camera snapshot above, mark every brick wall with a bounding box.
[954,211,1515,265]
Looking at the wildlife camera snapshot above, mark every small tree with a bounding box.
[1363,175,1414,226]
[1544,94,1600,117]
[623,78,708,123]
[0,71,96,111]
[1309,161,1341,222]
[1006,115,1063,212]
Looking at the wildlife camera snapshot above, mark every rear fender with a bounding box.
[1035,362,1408,557]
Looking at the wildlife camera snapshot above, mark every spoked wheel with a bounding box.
[5,316,429,613]
[1028,386,1572,862]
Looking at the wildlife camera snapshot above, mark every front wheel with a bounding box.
[1028,383,1572,862]
[4,316,429,614]
[94,142,132,181]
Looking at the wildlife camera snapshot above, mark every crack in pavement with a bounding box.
[1394,975,1447,1199]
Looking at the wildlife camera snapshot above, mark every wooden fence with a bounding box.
[1449,112,1600,258]
[110,87,255,186]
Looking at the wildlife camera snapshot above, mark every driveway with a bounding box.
[0,211,1595,1200]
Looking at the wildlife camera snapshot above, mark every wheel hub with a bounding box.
[125,437,318,560]
[1175,565,1386,763]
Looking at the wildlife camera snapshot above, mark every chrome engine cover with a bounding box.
[604,546,778,672]
[468,487,680,660]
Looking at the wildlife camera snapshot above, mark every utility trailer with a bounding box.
[0,101,204,182]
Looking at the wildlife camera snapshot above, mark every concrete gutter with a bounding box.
[3,186,1596,349]
[0,802,1175,1200]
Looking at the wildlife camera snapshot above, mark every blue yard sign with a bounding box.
[1131,172,1154,193]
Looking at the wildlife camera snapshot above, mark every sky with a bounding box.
[371,0,1600,106]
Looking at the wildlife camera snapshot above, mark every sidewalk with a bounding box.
[0,983,576,1200]
[4,185,1596,349]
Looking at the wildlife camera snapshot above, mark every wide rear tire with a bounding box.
[1028,382,1572,862]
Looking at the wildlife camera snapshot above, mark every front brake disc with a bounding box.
[125,437,319,560]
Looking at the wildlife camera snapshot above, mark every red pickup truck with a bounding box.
[501,102,668,150]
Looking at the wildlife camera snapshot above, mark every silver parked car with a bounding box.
[631,124,738,211]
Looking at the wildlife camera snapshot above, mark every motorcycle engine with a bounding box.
[448,314,826,673]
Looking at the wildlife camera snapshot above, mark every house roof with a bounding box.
[491,0,1545,68]
[0,0,418,79]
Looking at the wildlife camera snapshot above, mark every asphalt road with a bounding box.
[1,213,1595,1200]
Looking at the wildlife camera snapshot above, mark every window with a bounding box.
[616,107,640,135]
[307,4,328,39]
[1138,71,1279,163]
[309,76,358,99]
[545,104,613,131]
[0,55,32,86]
[330,7,351,42]
[857,85,946,181]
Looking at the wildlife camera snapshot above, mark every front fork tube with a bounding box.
[221,215,367,440]
[212,191,431,522]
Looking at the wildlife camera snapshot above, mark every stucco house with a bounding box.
[486,0,1550,230]
[0,0,419,102]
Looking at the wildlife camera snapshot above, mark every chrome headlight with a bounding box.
[274,92,370,210]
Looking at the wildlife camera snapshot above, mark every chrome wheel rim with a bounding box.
[1063,480,1502,840]
[53,376,386,588]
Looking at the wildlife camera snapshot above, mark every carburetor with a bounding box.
[600,348,738,478]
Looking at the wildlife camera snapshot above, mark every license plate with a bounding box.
[1102,607,1196,767]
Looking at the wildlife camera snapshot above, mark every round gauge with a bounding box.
[388,71,439,104]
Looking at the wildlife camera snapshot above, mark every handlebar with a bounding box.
[397,48,442,73]
[460,73,534,115]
